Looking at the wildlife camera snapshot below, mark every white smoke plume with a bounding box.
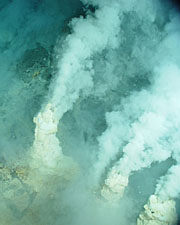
[30,0,122,174]
[98,63,180,176]
[155,165,180,200]
[50,2,121,119]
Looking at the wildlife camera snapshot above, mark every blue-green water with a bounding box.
[0,0,180,225]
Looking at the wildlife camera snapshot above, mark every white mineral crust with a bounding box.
[31,103,62,168]
[28,103,78,192]
[101,168,129,201]
[137,195,178,225]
